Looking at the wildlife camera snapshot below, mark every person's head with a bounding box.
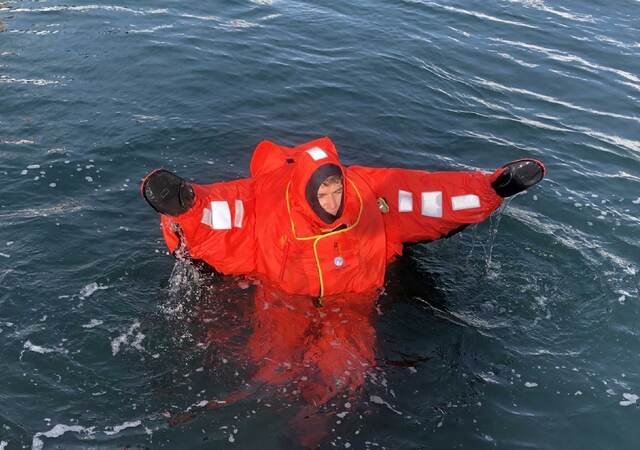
[316,175,343,216]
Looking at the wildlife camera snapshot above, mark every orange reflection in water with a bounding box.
[201,281,379,448]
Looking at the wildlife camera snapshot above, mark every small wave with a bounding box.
[453,130,541,153]
[79,282,109,298]
[506,0,595,23]
[176,12,259,28]
[0,201,87,223]
[0,139,35,145]
[32,424,95,450]
[489,37,640,90]
[20,340,68,360]
[0,75,61,86]
[508,208,599,258]
[447,26,471,38]
[514,115,569,132]
[81,319,103,329]
[491,51,538,68]
[572,126,640,154]
[437,4,538,29]
[258,13,282,21]
[594,34,639,51]
[509,207,638,273]
[128,24,173,34]
[548,68,593,83]
[8,29,60,35]
[104,420,142,436]
[7,5,168,16]
[133,114,162,122]
[473,76,640,124]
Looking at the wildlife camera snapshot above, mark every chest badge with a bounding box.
[377,197,389,213]
[333,256,344,267]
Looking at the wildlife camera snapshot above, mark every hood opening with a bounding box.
[305,164,344,224]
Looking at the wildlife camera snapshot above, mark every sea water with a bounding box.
[1,0,639,448]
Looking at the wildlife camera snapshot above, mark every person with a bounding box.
[143,137,544,446]
[141,137,544,301]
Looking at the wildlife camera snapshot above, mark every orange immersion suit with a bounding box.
[156,137,504,298]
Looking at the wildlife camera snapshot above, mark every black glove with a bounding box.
[141,169,195,216]
[492,159,545,198]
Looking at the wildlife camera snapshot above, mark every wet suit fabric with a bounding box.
[155,137,504,297]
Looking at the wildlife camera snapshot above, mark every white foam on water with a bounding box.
[79,282,108,298]
[10,5,168,15]
[619,393,639,406]
[0,202,86,220]
[22,340,67,356]
[32,424,94,450]
[369,395,402,415]
[111,321,145,356]
[1,139,35,145]
[524,382,538,388]
[439,4,538,29]
[632,197,640,204]
[0,441,7,450]
[81,319,103,329]
[506,0,595,23]
[104,420,141,436]
[128,24,173,34]
[0,75,61,86]
[0,253,9,258]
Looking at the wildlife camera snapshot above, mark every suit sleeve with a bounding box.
[159,178,257,275]
[349,165,503,256]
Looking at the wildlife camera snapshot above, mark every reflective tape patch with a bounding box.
[306,147,328,161]
[398,190,413,212]
[201,208,212,226]
[451,194,480,211]
[234,199,244,228]
[421,191,443,217]
[210,201,232,229]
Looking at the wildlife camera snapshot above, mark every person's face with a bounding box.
[317,181,343,216]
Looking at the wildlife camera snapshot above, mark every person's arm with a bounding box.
[349,160,544,257]
[141,170,257,275]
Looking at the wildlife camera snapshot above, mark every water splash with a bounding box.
[485,196,515,277]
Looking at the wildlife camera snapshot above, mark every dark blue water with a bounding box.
[1,0,639,448]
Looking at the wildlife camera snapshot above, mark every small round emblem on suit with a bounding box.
[334,256,344,267]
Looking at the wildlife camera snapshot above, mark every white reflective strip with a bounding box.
[451,194,480,211]
[421,191,443,217]
[398,190,413,212]
[306,147,328,161]
[210,201,232,229]
[234,199,244,228]
[201,208,212,226]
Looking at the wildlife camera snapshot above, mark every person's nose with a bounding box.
[329,194,339,211]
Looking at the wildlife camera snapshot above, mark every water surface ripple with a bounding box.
[1,0,639,448]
